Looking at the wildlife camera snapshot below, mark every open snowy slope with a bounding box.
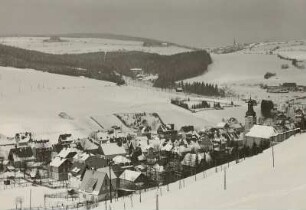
[131,133,306,210]
[0,66,245,142]
[187,53,306,85]
[0,37,192,55]
[186,52,306,102]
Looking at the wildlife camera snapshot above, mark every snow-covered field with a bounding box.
[0,36,192,55]
[243,40,306,60]
[0,66,246,143]
[114,133,306,210]
[186,52,306,102]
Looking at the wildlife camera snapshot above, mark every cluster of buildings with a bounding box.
[266,82,306,93]
[0,99,303,202]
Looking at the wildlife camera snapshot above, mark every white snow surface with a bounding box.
[0,66,247,143]
[0,37,192,55]
[185,52,306,102]
[117,133,306,210]
[245,125,278,139]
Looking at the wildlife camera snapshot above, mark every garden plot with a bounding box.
[114,113,164,132]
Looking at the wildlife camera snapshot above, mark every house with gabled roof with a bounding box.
[101,143,126,159]
[58,134,74,146]
[77,138,101,154]
[119,169,148,191]
[49,156,72,181]
[8,146,35,168]
[30,139,52,163]
[79,169,114,201]
[245,125,278,147]
[97,167,119,190]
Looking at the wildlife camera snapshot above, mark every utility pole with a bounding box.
[30,189,32,210]
[156,194,159,210]
[108,159,112,203]
[224,167,227,190]
[272,141,275,168]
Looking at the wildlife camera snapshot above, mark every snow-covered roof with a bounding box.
[80,169,108,195]
[119,170,142,182]
[161,142,173,151]
[101,143,126,156]
[96,131,110,141]
[74,152,91,162]
[58,147,78,158]
[50,157,67,167]
[246,125,278,139]
[97,167,117,179]
[113,155,131,165]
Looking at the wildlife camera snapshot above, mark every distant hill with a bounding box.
[0,43,211,87]
[0,33,200,51]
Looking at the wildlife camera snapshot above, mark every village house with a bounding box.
[79,169,114,201]
[69,154,108,188]
[157,124,178,140]
[94,130,111,144]
[245,125,278,148]
[15,132,32,148]
[69,161,87,189]
[101,143,126,159]
[58,134,74,146]
[112,155,131,165]
[8,146,35,168]
[58,147,79,161]
[76,138,101,154]
[30,139,52,163]
[97,167,119,190]
[198,136,213,151]
[119,169,148,192]
[48,147,79,181]
[49,156,72,181]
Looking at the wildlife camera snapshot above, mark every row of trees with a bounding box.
[191,101,210,109]
[180,81,225,97]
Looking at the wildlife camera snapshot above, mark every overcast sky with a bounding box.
[0,0,305,47]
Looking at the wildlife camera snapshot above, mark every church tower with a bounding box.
[245,98,257,132]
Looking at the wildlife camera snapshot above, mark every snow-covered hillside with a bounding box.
[127,133,306,209]
[0,37,192,55]
[0,66,245,143]
[186,49,306,102]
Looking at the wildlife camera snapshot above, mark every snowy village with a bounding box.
[0,94,305,209]
[1,1,306,210]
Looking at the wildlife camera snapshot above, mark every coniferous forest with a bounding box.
[0,44,211,87]
[180,81,225,97]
